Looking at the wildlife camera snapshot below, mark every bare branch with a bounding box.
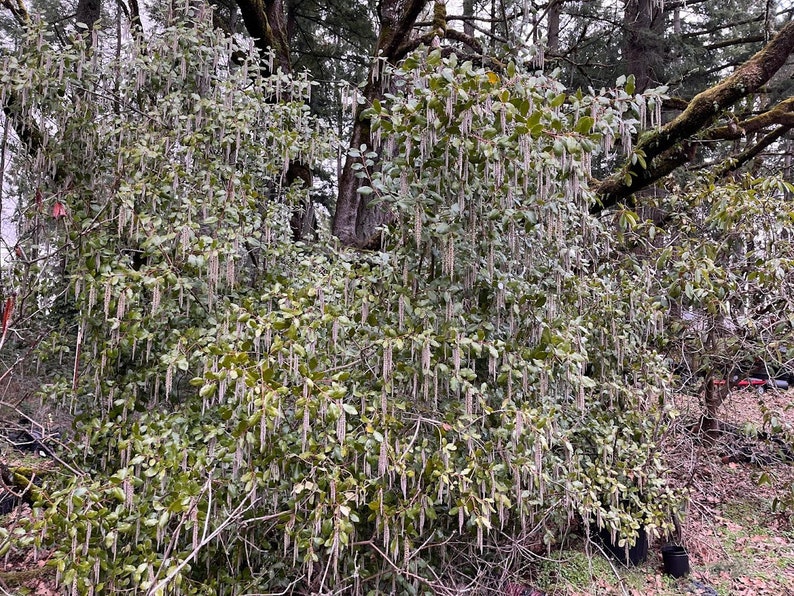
[379,0,430,63]
[681,13,764,38]
[704,34,765,50]
[398,2,486,59]
[445,28,484,55]
[713,125,792,178]
[396,0,447,58]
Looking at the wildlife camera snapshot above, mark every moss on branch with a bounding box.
[594,20,794,213]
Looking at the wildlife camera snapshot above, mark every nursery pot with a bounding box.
[598,527,649,566]
[661,545,690,578]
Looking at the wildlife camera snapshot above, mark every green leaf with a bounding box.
[574,116,594,134]
[625,74,636,95]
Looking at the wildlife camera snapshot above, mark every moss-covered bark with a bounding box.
[706,96,794,140]
[595,20,794,213]
[235,0,292,74]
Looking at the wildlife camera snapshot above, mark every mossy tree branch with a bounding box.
[594,20,794,213]
[713,125,792,178]
[705,97,794,140]
[0,0,29,26]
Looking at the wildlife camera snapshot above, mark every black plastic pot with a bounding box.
[598,527,649,566]
[661,544,690,578]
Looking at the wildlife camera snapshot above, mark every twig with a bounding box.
[0,400,85,478]
[588,539,630,596]
[146,494,256,595]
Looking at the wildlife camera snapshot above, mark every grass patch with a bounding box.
[533,541,671,595]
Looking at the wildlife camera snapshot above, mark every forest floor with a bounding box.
[533,388,794,596]
[0,389,793,595]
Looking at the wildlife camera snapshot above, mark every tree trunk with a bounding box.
[547,0,562,54]
[235,0,292,74]
[235,0,315,239]
[76,0,102,32]
[622,0,665,92]
[698,375,727,442]
[463,0,474,37]
[333,83,383,248]
[332,0,429,248]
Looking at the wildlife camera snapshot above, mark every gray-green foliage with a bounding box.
[368,49,677,541]
[6,1,325,405]
[647,174,794,384]
[2,4,683,594]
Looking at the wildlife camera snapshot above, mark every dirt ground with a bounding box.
[0,504,57,595]
[663,388,794,596]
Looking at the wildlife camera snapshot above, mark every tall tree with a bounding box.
[233,0,490,246]
[331,0,429,247]
[622,0,665,92]
[75,0,101,31]
[235,0,294,73]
